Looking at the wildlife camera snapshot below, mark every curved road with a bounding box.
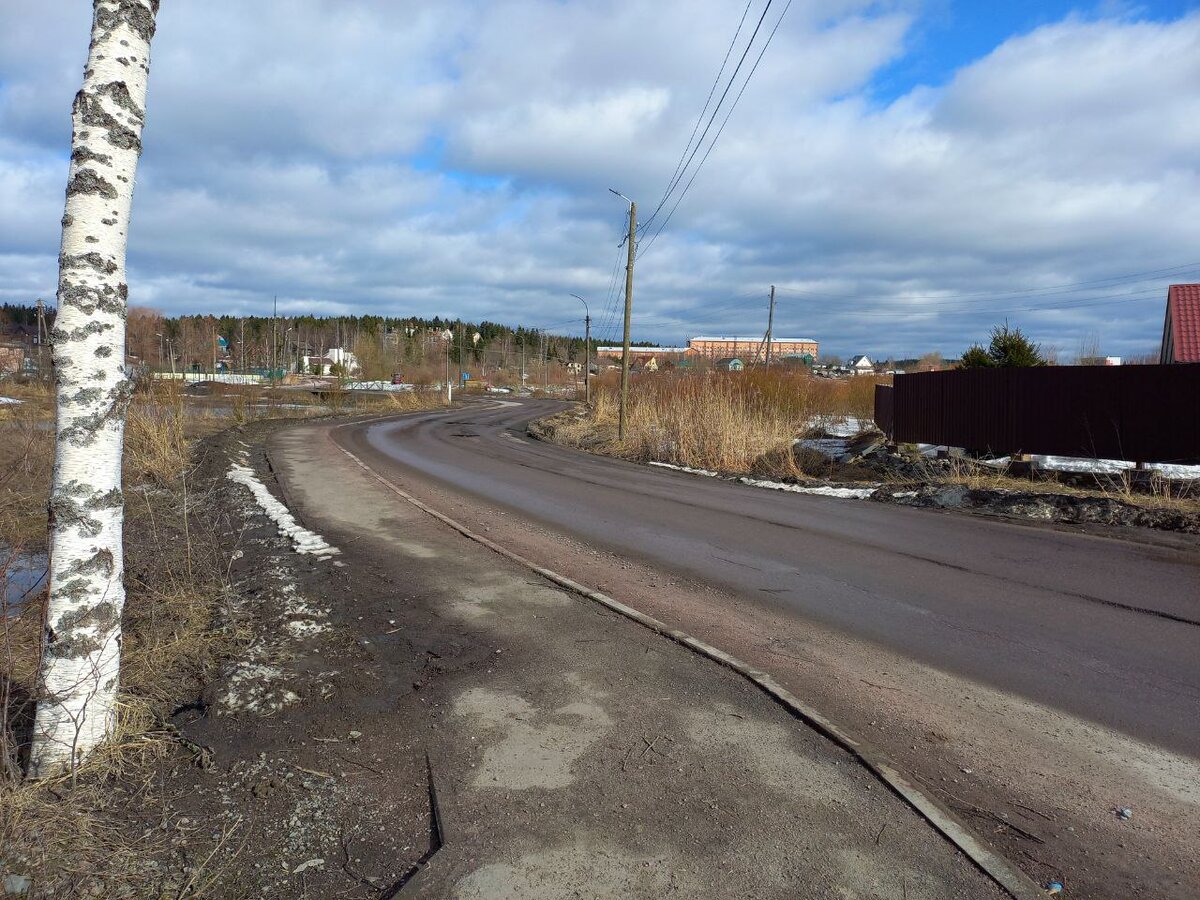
[335,398,1200,756]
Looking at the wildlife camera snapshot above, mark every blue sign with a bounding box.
[461,372,470,381]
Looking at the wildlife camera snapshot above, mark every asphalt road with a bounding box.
[336,398,1200,757]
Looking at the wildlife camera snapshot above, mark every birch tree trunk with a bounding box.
[29,0,159,779]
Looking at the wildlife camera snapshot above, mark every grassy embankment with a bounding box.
[547,370,1198,512]
[0,378,442,892]
[551,369,883,475]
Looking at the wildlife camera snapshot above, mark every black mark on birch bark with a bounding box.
[49,494,103,537]
[67,168,118,200]
[57,600,119,634]
[95,0,159,44]
[59,281,125,316]
[75,92,141,154]
[71,147,114,167]
[61,252,118,275]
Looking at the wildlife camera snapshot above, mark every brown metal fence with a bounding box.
[873,366,1200,464]
[873,383,893,438]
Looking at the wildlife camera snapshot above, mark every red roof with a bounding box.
[1162,284,1200,363]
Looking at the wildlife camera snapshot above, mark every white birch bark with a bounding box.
[29,0,159,779]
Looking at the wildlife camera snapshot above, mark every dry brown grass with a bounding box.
[935,456,1200,514]
[0,372,448,892]
[547,370,1200,518]
[554,369,889,474]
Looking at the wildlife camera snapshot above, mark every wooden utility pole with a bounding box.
[619,201,636,441]
[765,285,776,369]
[36,297,49,379]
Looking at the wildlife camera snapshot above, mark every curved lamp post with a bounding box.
[569,294,591,404]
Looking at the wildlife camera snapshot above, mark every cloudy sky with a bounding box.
[2,0,1199,359]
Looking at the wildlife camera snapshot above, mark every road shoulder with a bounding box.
[261,416,1010,898]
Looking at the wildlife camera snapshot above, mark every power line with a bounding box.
[639,0,756,235]
[638,0,793,260]
[639,1,776,244]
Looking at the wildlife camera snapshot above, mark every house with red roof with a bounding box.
[1160,284,1200,364]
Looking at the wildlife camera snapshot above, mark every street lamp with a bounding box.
[608,188,636,441]
[441,328,453,404]
[569,294,592,404]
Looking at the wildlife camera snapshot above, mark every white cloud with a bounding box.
[0,2,1197,359]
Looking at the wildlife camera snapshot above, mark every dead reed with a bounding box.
[556,369,888,474]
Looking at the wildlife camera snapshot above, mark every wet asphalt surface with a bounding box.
[335,398,1200,758]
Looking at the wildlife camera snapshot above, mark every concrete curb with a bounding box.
[330,430,1046,900]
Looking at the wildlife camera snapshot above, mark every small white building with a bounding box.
[848,355,874,374]
[302,347,359,376]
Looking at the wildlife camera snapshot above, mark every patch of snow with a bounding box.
[284,619,330,638]
[737,476,878,500]
[795,437,851,459]
[226,463,339,558]
[647,461,720,477]
[891,491,919,499]
[1035,455,1200,480]
[648,460,878,500]
[0,396,23,405]
[805,415,870,438]
[982,455,1200,480]
[343,380,415,392]
[218,662,300,714]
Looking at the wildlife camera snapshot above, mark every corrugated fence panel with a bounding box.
[877,365,1200,464]
[874,384,893,437]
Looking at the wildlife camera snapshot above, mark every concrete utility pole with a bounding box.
[765,284,776,369]
[442,328,453,404]
[570,294,591,404]
[610,189,636,441]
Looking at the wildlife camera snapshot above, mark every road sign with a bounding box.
[461,372,470,381]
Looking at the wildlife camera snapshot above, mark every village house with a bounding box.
[1161,284,1200,364]
[848,355,875,375]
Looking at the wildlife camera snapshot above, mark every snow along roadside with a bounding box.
[226,463,340,559]
[647,461,879,500]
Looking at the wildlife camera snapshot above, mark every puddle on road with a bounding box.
[2,547,48,614]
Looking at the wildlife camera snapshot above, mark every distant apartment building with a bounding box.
[594,345,689,362]
[686,336,818,362]
[596,337,819,366]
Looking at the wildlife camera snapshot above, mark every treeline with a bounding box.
[0,303,53,329]
[4,303,600,382]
